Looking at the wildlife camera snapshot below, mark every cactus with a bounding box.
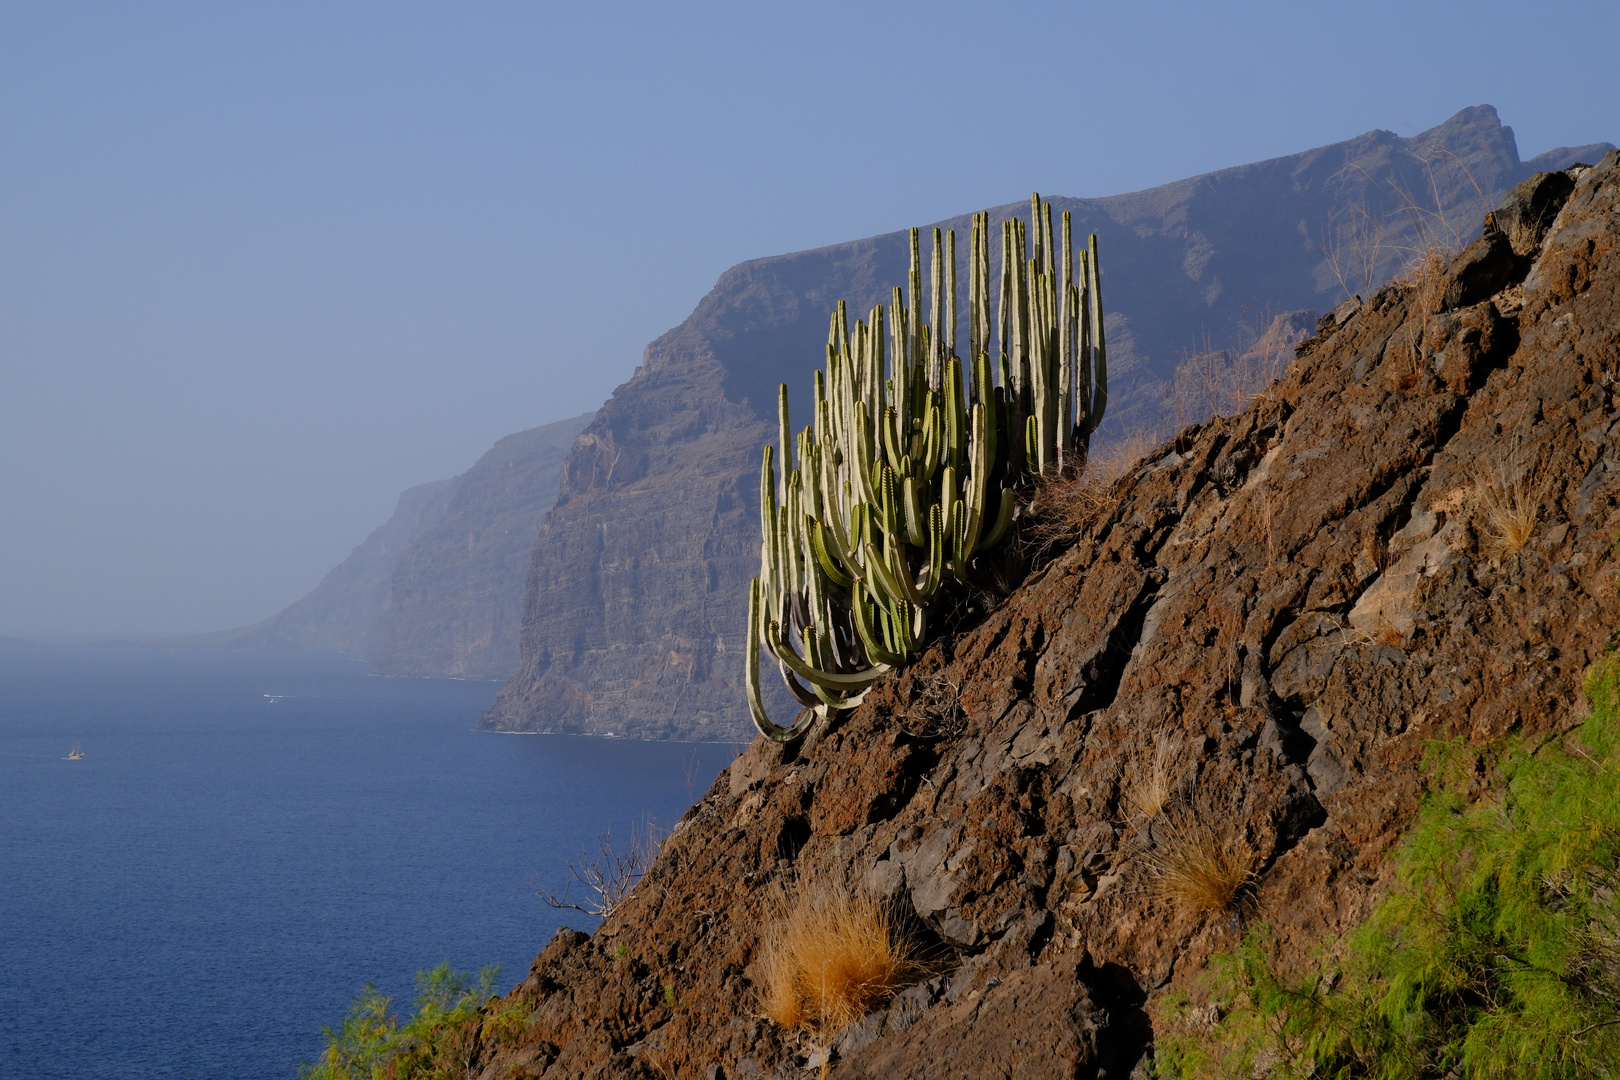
[745,195,1107,740]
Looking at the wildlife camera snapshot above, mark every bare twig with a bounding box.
[537,822,664,919]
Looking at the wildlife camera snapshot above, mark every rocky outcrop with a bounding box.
[485,105,1614,740]
[190,413,589,677]
[432,152,1620,1077]
[374,413,592,679]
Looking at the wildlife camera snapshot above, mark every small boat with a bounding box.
[66,743,84,761]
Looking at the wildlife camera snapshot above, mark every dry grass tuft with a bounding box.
[1475,470,1541,557]
[1143,809,1256,920]
[1028,429,1161,549]
[1403,246,1452,316]
[758,889,922,1038]
[900,670,964,740]
[1087,429,1163,490]
[1124,736,1179,821]
[1387,345,1425,393]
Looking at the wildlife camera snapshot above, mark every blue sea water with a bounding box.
[0,646,735,1079]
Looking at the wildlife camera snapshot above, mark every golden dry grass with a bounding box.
[1087,429,1162,489]
[758,889,921,1038]
[1374,619,1407,649]
[1124,736,1178,821]
[1476,471,1540,557]
[1387,345,1424,393]
[1403,247,1452,316]
[1143,810,1256,920]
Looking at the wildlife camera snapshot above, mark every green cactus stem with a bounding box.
[742,194,1108,741]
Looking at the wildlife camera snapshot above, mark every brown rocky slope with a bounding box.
[484,106,1612,741]
[439,153,1620,1078]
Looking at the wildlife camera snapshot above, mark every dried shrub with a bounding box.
[1168,310,1307,425]
[1374,619,1406,649]
[758,889,922,1038]
[1143,808,1256,920]
[1403,247,1452,317]
[900,670,963,739]
[1028,428,1160,550]
[1476,470,1541,557]
[536,821,663,919]
[1386,344,1425,392]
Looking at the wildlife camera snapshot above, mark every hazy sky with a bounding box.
[3,1,1616,641]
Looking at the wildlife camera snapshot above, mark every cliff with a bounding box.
[190,413,589,677]
[484,105,1613,740]
[188,477,456,656]
[415,152,1620,1076]
[374,413,593,680]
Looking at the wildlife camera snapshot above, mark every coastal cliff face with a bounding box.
[424,152,1620,1077]
[190,414,589,678]
[374,413,592,680]
[484,105,1613,740]
[188,477,456,657]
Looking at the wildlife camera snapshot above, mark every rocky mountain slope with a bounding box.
[425,152,1620,1077]
[192,413,589,678]
[484,105,1613,740]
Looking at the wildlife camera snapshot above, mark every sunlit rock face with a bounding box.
[486,106,1612,740]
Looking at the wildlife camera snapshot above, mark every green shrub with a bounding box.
[302,962,499,1080]
[1159,653,1620,1079]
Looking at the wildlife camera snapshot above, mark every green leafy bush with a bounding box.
[302,962,499,1080]
[1159,653,1620,1079]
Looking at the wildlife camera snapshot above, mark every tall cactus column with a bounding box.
[745,195,1108,741]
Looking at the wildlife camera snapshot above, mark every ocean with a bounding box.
[0,646,735,1079]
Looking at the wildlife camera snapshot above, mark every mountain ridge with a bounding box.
[180,412,590,678]
[484,105,1613,740]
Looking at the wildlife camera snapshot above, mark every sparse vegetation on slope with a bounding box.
[758,888,923,1041]
[302,963,499,1080]
[1158,651,1620,1079]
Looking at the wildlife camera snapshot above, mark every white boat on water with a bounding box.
[66,743,84,761]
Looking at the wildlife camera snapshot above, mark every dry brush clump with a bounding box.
[899,668,964,740]
[1431,467,1545,559]
[1168,311,1306,425]
[1027,428,1160,550]
[1143,805,1257,920]
[1124,735,1180,822]
[757,888,924,1041]
[536,821,663,919]
[1475,469,1542,557]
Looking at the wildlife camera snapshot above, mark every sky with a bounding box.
[2,1,1616,641]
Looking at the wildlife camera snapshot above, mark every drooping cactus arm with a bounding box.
[745,578,821,742]
[851,582,904,667]
[982,485,1015,548]
[766,619,892,691]
[778,658,822,710]
[808,517,855,587]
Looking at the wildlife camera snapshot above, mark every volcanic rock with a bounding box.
[432,152,1620,1077]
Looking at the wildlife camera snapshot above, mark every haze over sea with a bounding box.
[0,646,732,1079]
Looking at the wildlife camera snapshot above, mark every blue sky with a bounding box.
[2,1,1616,639]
